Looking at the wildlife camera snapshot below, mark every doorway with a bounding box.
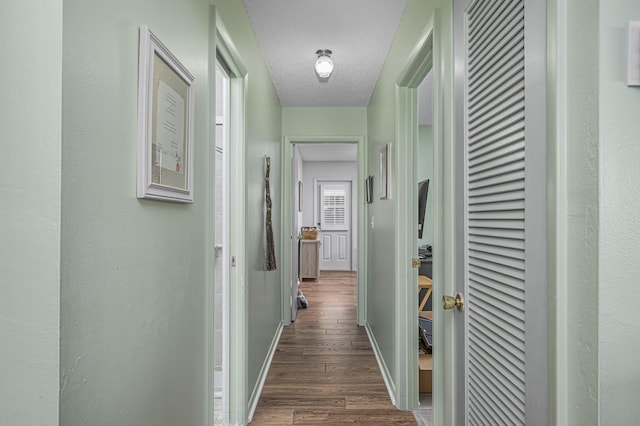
[281,137,367,326]
[292,144,357,312]
[393,27,437,413]
[212,11,249,424]
[213,57,231,426]
[289,143,358,322]
[414,67,436,423]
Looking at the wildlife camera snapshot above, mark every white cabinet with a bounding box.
[299,240,320,280]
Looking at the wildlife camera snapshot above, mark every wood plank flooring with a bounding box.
[250,271,417,425]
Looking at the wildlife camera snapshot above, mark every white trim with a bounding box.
[393,25,434,409]
[247,323,284,422]
[365,324,396,406]
[207,8,217,425]
[227,74,247,425]
[433,6,459,425]
[213,55,232,426]
[551,0,569,423]
[215,11,248,426]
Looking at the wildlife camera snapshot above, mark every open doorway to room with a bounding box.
[393,27,439,418]
[213,58,231,425]
[290,142,359,321]
[415,68,435,424]
[281,137,367,327]
[212,18,249,424]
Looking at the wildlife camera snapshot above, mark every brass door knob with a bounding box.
[442,293,464,311]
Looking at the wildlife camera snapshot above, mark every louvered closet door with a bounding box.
[453,0,548,424]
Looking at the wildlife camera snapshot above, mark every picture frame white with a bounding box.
[379,143,391,199]
[298,181,303,212]
[627,21,640,87]
[137,25,195,202]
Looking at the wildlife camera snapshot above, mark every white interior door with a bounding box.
[317,181,351,271]
[452,0,548,424]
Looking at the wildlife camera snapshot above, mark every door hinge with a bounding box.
[412,258,420,269]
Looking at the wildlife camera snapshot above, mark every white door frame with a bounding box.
[210,8,248,425]
[290,149,300,322]
[213,55,231,424]
[395,13,448,412]
[281,137,367,325]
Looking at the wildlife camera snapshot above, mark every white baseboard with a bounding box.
[247,322,284,422]
[365,323,396,406]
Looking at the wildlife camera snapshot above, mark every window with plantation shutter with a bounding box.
[320,183,349,231]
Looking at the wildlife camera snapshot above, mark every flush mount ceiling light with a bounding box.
[314,49,333,78]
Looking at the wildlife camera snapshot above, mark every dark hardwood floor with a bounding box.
[250,271,417,425]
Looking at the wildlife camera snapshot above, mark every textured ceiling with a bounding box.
[243,0,409,107]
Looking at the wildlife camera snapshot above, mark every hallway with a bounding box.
[250,271,417,425]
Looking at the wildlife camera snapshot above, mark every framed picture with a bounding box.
[366,175,374,204]
[137,26,195,202]
[298,181,303,212]
[379,143,391,199]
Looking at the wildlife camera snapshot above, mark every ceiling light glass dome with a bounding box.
[314,49,333,78]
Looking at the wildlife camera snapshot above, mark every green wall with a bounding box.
[541,0,640,423]
[213,0,284,412]
[598,2,640,423]
[366,0,438,395]
[60,0,211,424]
[418,125,434,246]
[61,0,283,423]
[0,1,62,424]
[282,107,366,136]
[559,1,600,424]
[7,0,640,423]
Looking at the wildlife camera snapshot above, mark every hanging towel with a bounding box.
[264,157,277,271]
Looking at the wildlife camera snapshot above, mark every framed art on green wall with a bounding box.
[366,175,373,203]
[379,143,391,199]
[137,25,195,202]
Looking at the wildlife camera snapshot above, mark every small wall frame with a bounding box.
[379,143,391,199]
[366,175,374,204]
[298,181,304,212]
[137,25,195,202]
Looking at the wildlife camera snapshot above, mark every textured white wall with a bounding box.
[0,1,62,424]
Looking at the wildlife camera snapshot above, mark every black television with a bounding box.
[418,179,430,239]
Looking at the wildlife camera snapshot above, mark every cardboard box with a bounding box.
[419,354,432,393]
